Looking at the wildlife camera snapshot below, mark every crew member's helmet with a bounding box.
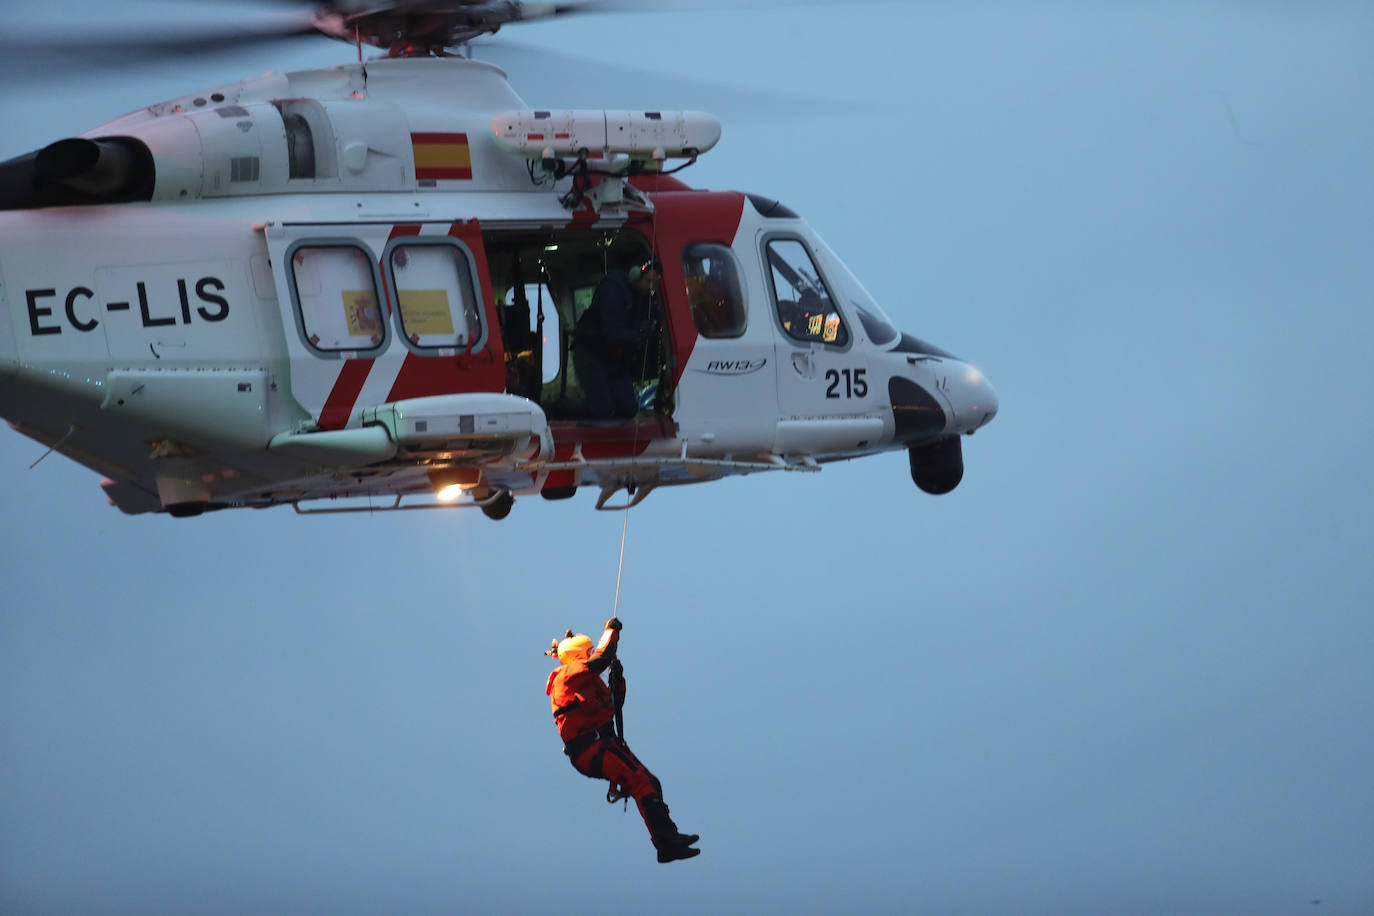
[557,633,594,664]
[629,256,664,281]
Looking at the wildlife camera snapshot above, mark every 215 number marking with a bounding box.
[825,368,868,399]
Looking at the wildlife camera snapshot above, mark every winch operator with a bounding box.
[545,618,700,863]
[570,257,662,419]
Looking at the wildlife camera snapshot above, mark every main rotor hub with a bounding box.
[313,1,560,55]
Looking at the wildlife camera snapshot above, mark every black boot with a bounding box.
[641,796,701,863]
[656,841,701,863]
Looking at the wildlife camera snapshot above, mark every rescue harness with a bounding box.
[604,657,630,807]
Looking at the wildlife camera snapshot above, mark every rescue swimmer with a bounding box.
[545,618,700,863]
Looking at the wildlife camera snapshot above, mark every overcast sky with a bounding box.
[3,2,1372,913]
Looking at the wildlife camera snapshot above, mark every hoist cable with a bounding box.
[609,213,662,613]
[28,423,78,470]
[612,506,629,617]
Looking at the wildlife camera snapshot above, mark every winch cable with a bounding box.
[604,220,662,809]
[603,512,631,809]
[609,223,658,619]
[612,508,629,619]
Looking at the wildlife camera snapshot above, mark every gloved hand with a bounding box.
[604,617,622,631]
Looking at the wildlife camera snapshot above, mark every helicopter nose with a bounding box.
[948,362,998,433]
[889,352,998,443]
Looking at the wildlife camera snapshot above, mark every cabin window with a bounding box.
[765,238,848,347]
[385,241,484,353]
[682,243,746,339]
[288,243,386,355]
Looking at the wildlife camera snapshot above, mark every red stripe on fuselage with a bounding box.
[410,132,468,144]
[417,166,473,180]
[318,358,374,430]
[315,224,420,428]
[549,417,679,460]
[624,187,747,394]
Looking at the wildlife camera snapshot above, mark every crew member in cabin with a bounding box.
[569,258,661,419]
[545,617,701,863]
[685,258,732,337]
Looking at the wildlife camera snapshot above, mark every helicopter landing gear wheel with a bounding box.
[481,489,514,521]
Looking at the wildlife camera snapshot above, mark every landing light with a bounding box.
[428,466,481,500]
[436,484,467,502]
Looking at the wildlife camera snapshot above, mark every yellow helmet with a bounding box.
[557,633,594,665]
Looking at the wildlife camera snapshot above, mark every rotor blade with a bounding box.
[174,0,320,5]
[473,39,867,123]
[0,16,326,78]
[550,0,896,15]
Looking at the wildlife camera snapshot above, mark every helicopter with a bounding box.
[0,0,998,521]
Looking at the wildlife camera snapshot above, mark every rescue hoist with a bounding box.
[490,109,721,211]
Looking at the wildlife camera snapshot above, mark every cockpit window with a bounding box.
[765,238,848,346]
[683,242,746,339]
[852,301,900,347]
[812,239,899,346]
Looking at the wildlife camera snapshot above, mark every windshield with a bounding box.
[811,238,900,347]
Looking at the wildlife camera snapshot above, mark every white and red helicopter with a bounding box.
[0,0,997,520]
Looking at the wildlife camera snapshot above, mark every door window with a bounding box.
[765,238,848,347]
[386,241,484,353]
[289,243,386,354]
[683,242,747,339]
[502,283,561,384]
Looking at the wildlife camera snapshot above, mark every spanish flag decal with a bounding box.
[411,132,472,181]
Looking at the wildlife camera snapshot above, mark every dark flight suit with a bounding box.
[545,627,696,860]
[571,272,650,419]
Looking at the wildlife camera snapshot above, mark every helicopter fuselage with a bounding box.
[0,58,996,517]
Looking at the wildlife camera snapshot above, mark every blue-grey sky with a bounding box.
[3,2,1372,913]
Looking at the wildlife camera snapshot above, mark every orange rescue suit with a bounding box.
[546,629,618,743]
[543,626,694,859]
